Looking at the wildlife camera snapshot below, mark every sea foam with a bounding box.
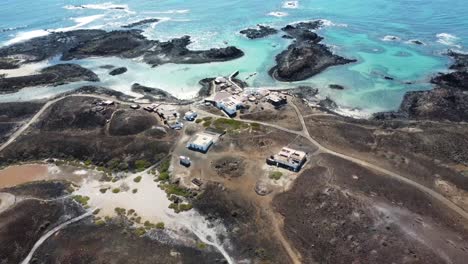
[64,2,132,13]
[382,35,401,42]
[53,15,105,32]
[4,30,50,46]
[268,11,289,17]
[436,33,461,48]
[282,1,299,9]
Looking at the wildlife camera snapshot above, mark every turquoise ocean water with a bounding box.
[0,0,467,115]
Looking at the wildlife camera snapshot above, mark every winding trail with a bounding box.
[195,101,468,221]
[20,211,92,264]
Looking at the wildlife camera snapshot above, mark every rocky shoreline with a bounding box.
[0,64,99,94]
[0,29,244,69]
[374,51,468,122]
[269,21,356,82]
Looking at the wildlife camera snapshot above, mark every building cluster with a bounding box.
[206,75,288,117]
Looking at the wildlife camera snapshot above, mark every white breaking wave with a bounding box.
[282,1,299,9]
[4,30,50,45]
[319,19,348,28]
[53,14,105,32]
[268,11,289,17]
[142,9,190,14]
[64,2,132,13]
[436,33,461,48]
[382,35,401,42]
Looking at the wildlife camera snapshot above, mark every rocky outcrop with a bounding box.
[240,25,278,39]
[431,51,468,91]
[131,83,177,101]
[109,67,127,76]
[0,64,99,93]
[374,51,468,122]
[121,19,160,28]
[269,21,356,82]
[0,30,244,68]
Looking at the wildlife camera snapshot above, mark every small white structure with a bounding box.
[179,156,191,166]
[102,100,114,106]
[213,92,243,116]
[267,147,307,172]
[184,111,198,121]
[215,76,227,84]
[187,132,216,153]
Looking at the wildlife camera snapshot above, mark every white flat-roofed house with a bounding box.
[217,94,243,117]
[267,92,287,107]
[267,147,307,172]
[187,132,216,153]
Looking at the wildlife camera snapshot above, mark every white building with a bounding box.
[184,111,198,121]
[187,132,216,153]
[213,91,243,116]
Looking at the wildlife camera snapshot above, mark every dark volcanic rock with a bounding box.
[109,110,158,136]
[131,83,177,101]
[109,67,127,76]
[0,29,244,68]
[329,84,345,90]
[0,63,99,93]
[375,51,468,122]
[198,78,215,97]
[121,18,160,28]
[270,20,356,82]
[70,85,135,102]
[0,57,20,69]
[240,25,278,39]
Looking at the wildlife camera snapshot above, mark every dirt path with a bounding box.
[0,192,16,214]
[195,103,468,221]
[20,211,92,264]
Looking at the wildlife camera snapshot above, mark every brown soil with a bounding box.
[274,154,468,264]
[211,156,245,178]
[0,164,48,188]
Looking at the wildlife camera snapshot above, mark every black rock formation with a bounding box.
[240,25,278,39]
[269,20,356,82]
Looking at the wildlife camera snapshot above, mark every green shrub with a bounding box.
[115,207,126,215]
[195,119,203,124]
[135,160,151,172]
[95,220,106,226]
[202,120,212,127]
[197,242,207,250]
[179,203,193,212]
[159,159,171,173]
[93,209,101,215]
[158,171,170,181]
[128,209,135,215]
[213,118,246,130]
[161,184,191,197]
[112,188,121,194]
[132,188,138,194]
[269,171,283,180]
[134,227,146,236]
[73,195,90,206]
[156,222,165,229]
[133,176,142,183]
[99,188,108,194]
[84,159,92,166]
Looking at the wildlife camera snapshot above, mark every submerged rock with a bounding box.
[269,20,356,82]
[121,18,160,28]
[109,67,127,76]
[375,51,468,122]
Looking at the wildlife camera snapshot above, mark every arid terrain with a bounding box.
[0,44,467,264]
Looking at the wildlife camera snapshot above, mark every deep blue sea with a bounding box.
[0,0,467,115]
